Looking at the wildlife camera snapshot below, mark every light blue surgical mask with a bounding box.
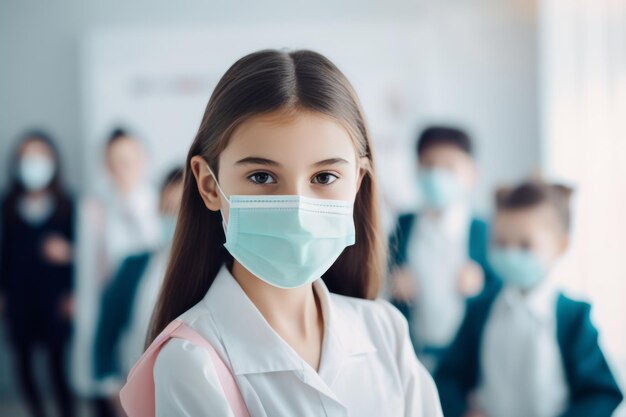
[418,168,465,210]
[489,247,546,290]
[208,166,356,289]
[19,155,55,191]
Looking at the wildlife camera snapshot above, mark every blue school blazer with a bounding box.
[388,212,499,319]
[434,284,624,417]
[94,251,153,380]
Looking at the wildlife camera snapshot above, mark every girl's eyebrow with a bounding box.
[312,158,349,167]
[235,157,349,167]
[235,157,281,166]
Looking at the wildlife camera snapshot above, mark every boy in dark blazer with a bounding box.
[435,181,623,417]
[389,126,498,370]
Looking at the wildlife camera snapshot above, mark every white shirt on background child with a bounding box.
[476,277,569,417]
[407,204,470,350]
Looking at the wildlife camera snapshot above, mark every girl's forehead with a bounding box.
[222,110,358,165]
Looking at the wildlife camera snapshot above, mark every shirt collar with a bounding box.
[501,277,560,323]
[203,265,376,382]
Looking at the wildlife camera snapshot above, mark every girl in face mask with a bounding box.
[120,49,443,417]
[0,131,75,417]
[435,181,623,417]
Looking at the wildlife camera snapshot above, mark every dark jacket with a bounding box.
[435,285,624,417]
[388,212,499,324]
[0,193,75,344]
[94,251,152,380]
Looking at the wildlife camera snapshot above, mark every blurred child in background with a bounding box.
[71,128,160,417]
[93,167,183,415]
[435,181,623,417]
[121,167,183,372]
[0,131,75,417]
[389,126,497,370]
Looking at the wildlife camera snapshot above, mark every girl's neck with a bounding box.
[230,260,323,341]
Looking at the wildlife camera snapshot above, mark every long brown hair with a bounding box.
[147,49,386,346]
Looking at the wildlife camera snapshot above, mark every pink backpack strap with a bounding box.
[120,319,250,417]
[170,322,251,417]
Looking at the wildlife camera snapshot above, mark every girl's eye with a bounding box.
[248,172,276,184]
[312,172,338,185]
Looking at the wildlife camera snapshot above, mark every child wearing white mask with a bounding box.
[435,181,623,417]
[389,126,498,371]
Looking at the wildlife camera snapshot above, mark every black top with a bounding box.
[1,193,75,325]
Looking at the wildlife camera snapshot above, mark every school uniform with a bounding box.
[388,207,497,365]
[152,265,444,417]
[434,280,624,417]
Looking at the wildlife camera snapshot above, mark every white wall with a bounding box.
[539,1,626,413]
[0,0,539,205]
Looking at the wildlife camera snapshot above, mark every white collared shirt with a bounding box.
[153,266,443,417]
[475,279,568,417]
[407,205,470,349]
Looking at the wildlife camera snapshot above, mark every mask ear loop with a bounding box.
[206,163,230,232]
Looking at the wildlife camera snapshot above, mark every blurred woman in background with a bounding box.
[0,131,75,417]
[93,166,183,416]
[71,128,160,417]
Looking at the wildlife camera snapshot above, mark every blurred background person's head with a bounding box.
[490,181,573,290]
[4,130,73,228]
[8,130,65,197]
[104,128,147,194]
[415,126,477,212]
[158,167,183,247]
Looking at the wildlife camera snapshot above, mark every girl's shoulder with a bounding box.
[153,336,233,416]
[154,301,222,363]
[152,306,232,409]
